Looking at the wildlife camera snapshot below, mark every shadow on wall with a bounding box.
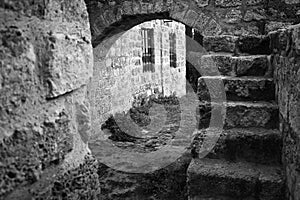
[89,19,187,138]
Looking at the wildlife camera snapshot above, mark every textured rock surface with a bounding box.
[197,54,270,77]
[86,0,300,47]
[269,24,300,200]
[0,0,94,199]
[187,158,284,200]
[199,54,236,76]
[203,35,272,55]
[192,128,282,165]
[237,35,271,55]
[234,55,270,76]
[203,35,238,53]
[5,156,101,200]
[1,0,300,199]
[97,153,192,200]
[198,76,275,101]
[197,101,279,129]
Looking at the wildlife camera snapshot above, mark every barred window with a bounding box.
[141,28,155,72]
[169,32,177,68]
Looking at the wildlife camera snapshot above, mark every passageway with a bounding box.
[88,16,284,199]
[1,0,300,199]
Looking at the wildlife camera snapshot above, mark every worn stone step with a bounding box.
[197,101,279,129]
[203,35,271,55]
[193,54,270,77]
[198,76,275,102]
[189,196,241,200]
[234,55,271,77]
[90,149,192,200]
[187,158,285,200]
[199,54,272,76]
[192,128,282,165]
[198,54,236,76]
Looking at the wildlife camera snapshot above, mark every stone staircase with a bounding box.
[187,35,285,200]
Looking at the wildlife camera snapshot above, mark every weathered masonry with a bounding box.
[0,0,300,200]
[90,19,186,135]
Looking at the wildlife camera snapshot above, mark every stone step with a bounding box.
[198,76,275,102]
[203,35,271,55]
[187,158,285,200]
[91,151,192,200]
[191,128,282,165]
[197,54,270,77]
[197,101,279,129]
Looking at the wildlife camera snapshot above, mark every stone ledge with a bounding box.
[187,158,284,200]
[198,76,275,101]
[197,101,279,129]
[192,128,282,165]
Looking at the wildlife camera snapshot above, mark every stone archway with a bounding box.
[2,0,300,199]
[84,0,223,139]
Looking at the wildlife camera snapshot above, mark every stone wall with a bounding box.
[0,0,99,199]
[1,0,300,199]
[85,0,300,48]
[269,24,300,200]
[89,19,186,137]
[86,0,300,140]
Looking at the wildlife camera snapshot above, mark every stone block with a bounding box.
[162,0,174,12]
[194,0,209,7]
[132,0,141,15]
[198,76,275,102]
[223,22,260,36]
[28,156,101,199]
[188,158,258,198]
[292,26,300,55]
[237,35,271,55]
[45,32,93,98]
[197,101,279,129]
[197,76,225,102]
[285,0,300,4]
[102,9,117,25]
[0,27,40,127]
[200,54,235,76]
[89,152,192,200]
[192,128,282,165]
[269,29,289,53]
[215,0,242,7]
[258,167,285,200]
[243,8,266,22]
[224,8,242,24]
[183,9,199,27]
[234,55,269,76]
[246,0,264,5]
[122,1,134,15]
[170,1,189,22]
[140,2,151,14]
[188,158,284,199]
[0,110,73,197]
[76,101,91,144]
[153,0,164,13]
[194,12,210,32]
[203,19,222,36]
[203,35,238,52]
[266,21,293,33]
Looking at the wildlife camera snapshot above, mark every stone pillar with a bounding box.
[0,0,99,199]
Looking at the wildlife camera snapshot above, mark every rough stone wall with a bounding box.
[0,0,99,199]
[89,19,186,137]
[85,0,300,140]
[109,20,186,111]
[269,24,300,200]
[1,0,299,198]
[85,0,300,48]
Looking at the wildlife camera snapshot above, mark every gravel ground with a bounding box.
[101,96,183,153]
